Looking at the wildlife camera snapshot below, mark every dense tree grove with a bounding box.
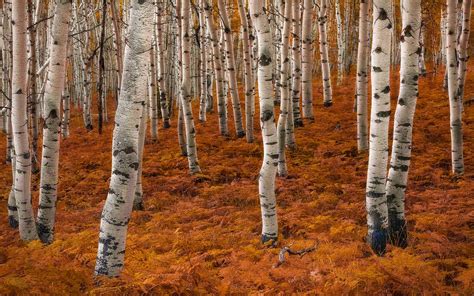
[0,0,472,290]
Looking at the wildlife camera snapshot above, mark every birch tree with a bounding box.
[318,0,332,107]
[11,0,38,240]
[356,0,370,151]
[249,0,279,243]
[365,0,392,255]
[36,0,72,244]
[301,0,314,120]
[385,0,421,249]
[95,0,154,276]
[291,0,303,127]
[446,0,464,174]
[456,0,472,109]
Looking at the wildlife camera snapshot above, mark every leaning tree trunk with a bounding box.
[356,0,369,151]
[249,0,279,243]
[456,0,472,110]
[11,0,38,241]
[277,0,292,177]
[36,0,72,244]
[365,0,392,256]
[385,0,421,249]
[237,0,255,143]
[95,0,154,277]
[218,0,245,138]
[318,0,333,107]
[301,0,314,119]
[446,0,464,174]
[180,0,201,174]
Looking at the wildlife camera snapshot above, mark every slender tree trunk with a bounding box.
[318,0,332,107]
[237,0,255,143]
[446,0,464,174]
[385,0,421,249]
[133,100,147,210]
[249,0,279,243]
[180,0,201,174]
[95,0,154,277]
[11,0,38,241]
[198,0,208,122]
[291,0,303,127]
[356,0,369,151]
[301,0,314,119]
[456,0,472,108]
[365,0,392,256]
[218,0,245,138]
[155,3,170,128]
[149,46,158,140]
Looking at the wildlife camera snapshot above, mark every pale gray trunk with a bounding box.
[356,0,369,151]
[291,0,303,127]
[318,0,332,107]
[301,0,314,119]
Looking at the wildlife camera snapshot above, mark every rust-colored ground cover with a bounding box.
[0,68,473,294]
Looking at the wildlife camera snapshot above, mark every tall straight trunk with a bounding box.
[446,0,464,174]
[180,0,201,174]
[218,0,245,138]
[277,0,292,177]
[249,0,279,243]
[36,0,72,244]
[133,100,147,210]
[365,0,392,256]
[203,1,229,136]
[301,0,314,119]
[95,0,154,277]
[385,0,421,249]
[335,0,344,84]
[149,46,158,140]
[456,0,472,108]
[356,0,369,151]
[291,0,303,127]
[198,0,207,123]
[237,0,255,143]
[155,3,170,128]
[11,0,38,241]
[97,0,107,134]
[110,0,123,92]
[318,0,332,107]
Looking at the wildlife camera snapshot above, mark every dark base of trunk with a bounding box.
[8,216,19,229]
[323,101,333,108]
[294,118,304,128]
[236,131,246,138]
[388,218,408,248]
[261,234,278,247]
[133,201,145,211]
[163,121,171,129]
[37,222,53,244]
[367,228,387,256]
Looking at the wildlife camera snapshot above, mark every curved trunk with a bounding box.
[11,0,38,241]
[385,0,421,249]
[249,0,279,243]
[95,0,154,277]
[365,0,392,255]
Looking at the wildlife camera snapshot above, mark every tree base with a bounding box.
[163,121,171,129]
[323,101,333,108]
[367,228,387,256]
[294,119,304,128]
[8,216,19,229]
[236,131,246,138]
[261,234,278,247]
[37,222,53,244]
[133,201,145,211]
[388,218,408,248]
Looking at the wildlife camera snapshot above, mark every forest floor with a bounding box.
[0,68,473,295]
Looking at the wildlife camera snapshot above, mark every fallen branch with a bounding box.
[274,242,319,268]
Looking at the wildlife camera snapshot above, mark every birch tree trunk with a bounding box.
[356,0,369,151]
[318,0,333,107]
[218,0,245,138]
[155,3,170,128]
[291,0,303,127]
[237,0,255,143]
[301,0,314,119]
[365,0,392,255]
[249,0,279,243]
[180,0,201,174]
[95,0,154,277]
[36,0,72,243]
[456,0,472,109]
[11,0,38,241]
[385,0,421,249]
[277,0,292,177]
[203,1,229,136]
[198,0,208,122]
[446,0,464,174]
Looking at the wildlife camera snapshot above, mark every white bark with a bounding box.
[301,0,314,119]
[457,0,472,109]
[249,0,279,243]
[318,0,332,107]
[11,0,38,241]
[385,0,421,249]
[95,0,154,276]
[365,0,392,255]
[356,0,370,151]
[446,0,464,174]
[291,0,303,127]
